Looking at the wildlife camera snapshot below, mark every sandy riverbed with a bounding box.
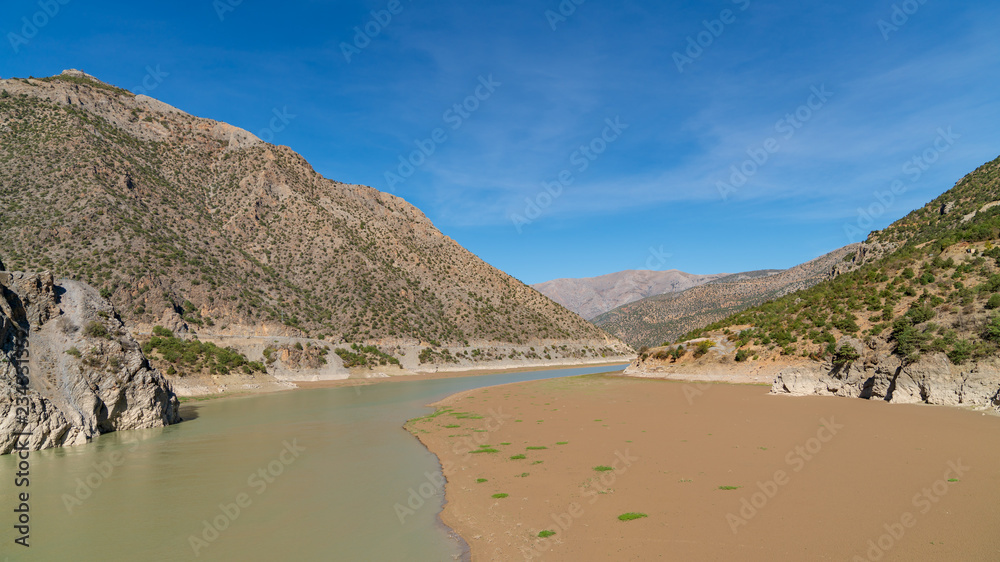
[408,374,1000,561]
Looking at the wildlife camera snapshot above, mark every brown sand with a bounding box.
[409,374,1000,561]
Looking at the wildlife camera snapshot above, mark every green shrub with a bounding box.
[984,315,1000,343]
[832,344,861,365]
[692,340,714,358]
[84,321,110,339]
[948,339,974,364]
[832,315,860,333]
[986,294,1000,310]
[905,305,935,324]
[891,320,927,360]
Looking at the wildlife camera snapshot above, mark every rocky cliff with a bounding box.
[772,337,1000,409]
[624,335,1000,410]
[0,264,180,454]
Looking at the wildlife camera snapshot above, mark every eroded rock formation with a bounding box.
[1,267,180,454]
[772,338,1000,408]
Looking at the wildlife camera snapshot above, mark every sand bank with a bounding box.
[409,374,1000,561]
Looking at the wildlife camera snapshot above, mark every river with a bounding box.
[0,364,626,561]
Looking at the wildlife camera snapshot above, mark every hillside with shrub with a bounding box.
[594,245,857,349]
[0,71,627,356]
[641,155,1000,382]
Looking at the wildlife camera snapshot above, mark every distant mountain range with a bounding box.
[592,248,859,348]
[532,270,729,320]
[533,245,860,350]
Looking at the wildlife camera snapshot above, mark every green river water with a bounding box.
[1,364,625,561]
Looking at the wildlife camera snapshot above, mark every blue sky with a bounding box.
[3,0,999,284]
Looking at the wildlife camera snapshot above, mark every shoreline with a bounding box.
[294,360,632,390]
[171,359,633,402]
[408,374,1000,561]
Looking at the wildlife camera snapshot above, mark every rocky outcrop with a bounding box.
[628,333,1000,410]
[0,268,180,454]
[772,347,1000,409]
[829,241,898,276]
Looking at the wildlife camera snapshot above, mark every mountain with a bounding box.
[0,71,628,363]
[629,155,1000,408]
[594,246,859,349]
[532,269,729,320]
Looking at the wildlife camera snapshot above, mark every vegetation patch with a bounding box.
[419,346,460,364]
[84,321,111,340]
[334,343,398,368]
[617,512,648,521]
[142,328,265,376]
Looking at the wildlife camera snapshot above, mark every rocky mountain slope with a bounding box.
[1,259,180,454]
[594,245,858,348]
[627,155,1000,410]
[532,269,729,320]
[0,71,629,364]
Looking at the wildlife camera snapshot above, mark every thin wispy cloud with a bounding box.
[4,0,997,282]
